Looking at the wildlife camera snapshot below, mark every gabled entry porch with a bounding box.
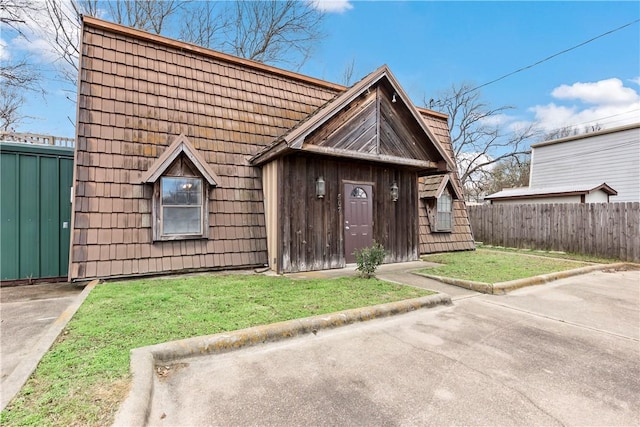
[251,66,453,273]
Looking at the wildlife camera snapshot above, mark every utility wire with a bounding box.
[463,18,640,96]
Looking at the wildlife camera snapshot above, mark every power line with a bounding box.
[463,18,640,96]
[458,107,640,145]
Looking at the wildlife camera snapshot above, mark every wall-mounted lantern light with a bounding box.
[391,181,399,202]
[316,176,326,199]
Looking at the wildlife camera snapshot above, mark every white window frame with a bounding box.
[153,176,209,241]
[434,190,453,232]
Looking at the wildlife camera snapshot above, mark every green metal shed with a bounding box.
[1,142,74,282]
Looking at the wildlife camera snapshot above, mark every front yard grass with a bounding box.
[1,274,431,427]
[420,249,588,283]
[476,244,619,264]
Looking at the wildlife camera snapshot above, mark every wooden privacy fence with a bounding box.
[468,202,640,262]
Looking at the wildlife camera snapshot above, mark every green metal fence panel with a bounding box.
[18,154,39,279]
[1,152,19,279]
[59,158,73,276]
[40,156,60,277]
[1,143,75,281]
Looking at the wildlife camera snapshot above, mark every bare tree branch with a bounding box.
[0,0,37,37]
[0,82,30,131]
[426,83,538,201]
[341,57,356,86]
[218,0,325,68]
[179,1,229,49]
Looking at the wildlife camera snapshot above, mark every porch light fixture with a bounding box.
[391,181,399,202]
[392,93,397,103]
[316,176,326,199]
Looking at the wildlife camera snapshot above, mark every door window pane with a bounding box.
[350,187,368,199]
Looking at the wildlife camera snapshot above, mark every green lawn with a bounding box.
[476,244,619,264]
[1,274,431,426]
[420,249,588,283]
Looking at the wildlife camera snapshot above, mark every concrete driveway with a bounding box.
[0,282,84,408]
[148,269,639,426]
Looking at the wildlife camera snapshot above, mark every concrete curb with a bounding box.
[113,293,451,427]
[0,279,99,411]
[414,262,637,295]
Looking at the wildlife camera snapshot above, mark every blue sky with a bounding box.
[2,1,639,139]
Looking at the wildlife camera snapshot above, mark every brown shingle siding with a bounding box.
[418,112,474,255]
[71,17,472,280]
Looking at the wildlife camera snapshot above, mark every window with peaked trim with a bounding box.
[435,189,453,232]
[151,155,210,241]
[141,134,218,242]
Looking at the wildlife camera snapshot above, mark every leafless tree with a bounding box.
[179,2,229,49]
[0,0,40,35]
[105,0,183,34]
[483,156,531,195]
[30,0,325,87]
[0,0,44,129]
[341,57,356,86]
[37,0,84,84]
[427,83,537,201]
[0,82,28,131]
[0,57,40,89]
[216,0,324,68]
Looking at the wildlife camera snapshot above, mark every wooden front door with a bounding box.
[344,183,373,263]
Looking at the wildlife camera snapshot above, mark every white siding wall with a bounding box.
[585,191,609,203]
[492,195,580,205]
[530,127,640,202]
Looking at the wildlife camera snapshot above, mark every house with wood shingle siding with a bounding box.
[68,17,474,281]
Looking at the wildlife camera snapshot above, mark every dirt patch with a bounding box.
[155,362,190,381]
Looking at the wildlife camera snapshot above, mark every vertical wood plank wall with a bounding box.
[468,203,640,262]
[261,161,279,271]
[280,154,418,273]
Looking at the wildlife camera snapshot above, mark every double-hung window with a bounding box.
[160,177,203,237]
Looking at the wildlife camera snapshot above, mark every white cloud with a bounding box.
[310,0,354,13]
[630,77,640,85]
[530,78,640,132]
[478,113,512,127]
[12,35,61,64]
[551,78,639,106]
[0,38,9,61]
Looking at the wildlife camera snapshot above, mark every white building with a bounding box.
[486,123,639,204]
